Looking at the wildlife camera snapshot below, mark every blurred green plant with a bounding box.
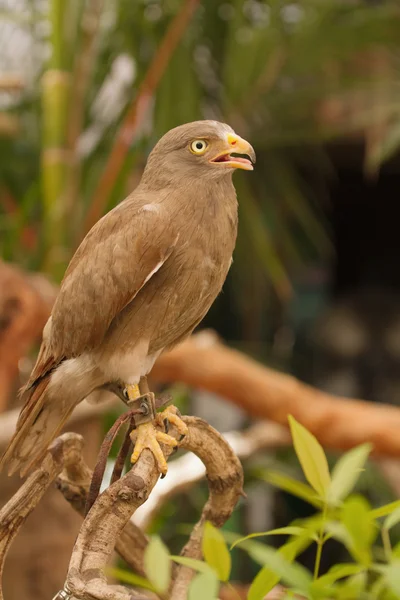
[2,0,400,317]
[109,416,400,599]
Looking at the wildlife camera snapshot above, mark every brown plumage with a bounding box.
[1,120,255,476]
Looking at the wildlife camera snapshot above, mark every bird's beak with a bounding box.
[210,132,256,171]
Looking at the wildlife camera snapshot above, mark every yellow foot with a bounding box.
[130,421,177,476]
[155,405,189,440]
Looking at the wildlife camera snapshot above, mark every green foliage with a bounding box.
[111,417,400,599]
[202,521,231,582]
[143,536,171,594]
[328,444,373,505]
[288,415,331,500]
[188,571,219,600]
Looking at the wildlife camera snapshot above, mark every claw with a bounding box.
[156,405,188,440]
[130,421,177,476]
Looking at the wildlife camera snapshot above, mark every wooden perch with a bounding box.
[0,417,243,600]
[0,433,87,600]
[63,417,242,600]
[134,421,289,530]
[151,332,400,457]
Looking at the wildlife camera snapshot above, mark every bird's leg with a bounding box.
[139,377,188,441]
[126,378,182,477]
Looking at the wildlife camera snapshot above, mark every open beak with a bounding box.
[210,132,256,171]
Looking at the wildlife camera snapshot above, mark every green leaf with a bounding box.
[341,496,377,566]
[337,572,368,599]
[247,564,281,600]
[143,536,171,594]
[230,526,306,550]
[288,415,331,499]
[202,522,231,582]
[385,506,400,531]
[261,471,322,508]
[170,556,213,574]
[188,571,219,600]
[280,536,315,562]
[313,563,365,588]
[328,444,372,504]
[105,567,155,592]
[370,501,400,520]
[245,543,312,593]
[324,521,353,548]
[385,561,400,596]
[246,535,314,600]
[392,541,400,559]
[311,564,367,600]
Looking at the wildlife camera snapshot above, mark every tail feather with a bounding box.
[0,376,75,477]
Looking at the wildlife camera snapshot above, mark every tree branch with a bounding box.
[0,433,86,600]
[133,421,289,530]
[44,417,242,600]
[151,332,400,457]
[170,418,244,600]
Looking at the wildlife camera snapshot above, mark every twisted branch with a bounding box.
[0,433,87,600]
[0,416,243,599]
[61,417,242,600]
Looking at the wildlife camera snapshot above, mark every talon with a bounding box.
[130,421,177,476]
[156,405,188,439]
[163,418,169,434]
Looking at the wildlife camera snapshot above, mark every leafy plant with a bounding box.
[110,416,400,599]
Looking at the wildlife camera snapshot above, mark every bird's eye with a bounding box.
[190,139,208,155]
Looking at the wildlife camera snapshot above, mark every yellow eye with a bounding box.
[190,139,208,155]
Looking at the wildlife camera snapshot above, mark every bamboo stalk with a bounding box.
[41,0,71,274]
[81,0,201,239]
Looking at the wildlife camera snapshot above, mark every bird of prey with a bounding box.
[1,120,255,477]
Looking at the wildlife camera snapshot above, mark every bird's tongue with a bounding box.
[214,153,252,165]
[230,154,252,165]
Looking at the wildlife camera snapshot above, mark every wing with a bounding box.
[49,197,178,360]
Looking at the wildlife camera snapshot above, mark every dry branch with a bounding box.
[170,418,244,599]
[0,416,242,599]
[0,433,87,600]
[134,421,289,529]
[62,416,242,600]
[151,333,400,457]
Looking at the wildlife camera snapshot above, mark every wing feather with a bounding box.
[50,198,177,359]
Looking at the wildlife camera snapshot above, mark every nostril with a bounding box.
[231,140,237,146]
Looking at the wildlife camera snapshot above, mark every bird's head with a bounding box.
[143,120,256,185]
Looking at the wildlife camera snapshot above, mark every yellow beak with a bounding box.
[210,132,256,171]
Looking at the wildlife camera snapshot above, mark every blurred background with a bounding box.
[1,0,400,597]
